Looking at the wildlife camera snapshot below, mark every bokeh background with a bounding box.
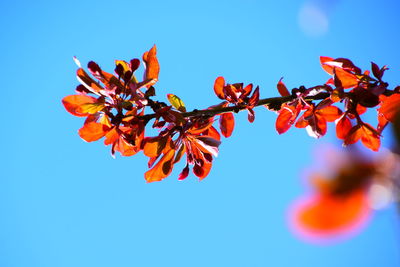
[2,0,400,266]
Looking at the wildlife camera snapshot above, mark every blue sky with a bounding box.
[2,0,400,266]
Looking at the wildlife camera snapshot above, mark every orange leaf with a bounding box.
[76,68,103,93]
[114,138,138,157]
[145,149,175,183]
[361,124,381,151]
[143,136,169,158]
[142,45,160,86]
[219,112,235,138]
[203,126,221,141]
[336,116,352,140]
[344,125,362,146]
[277,78,290,97]
[378,93,400,122]
[276,105,296,134]
[334,68,359,89]
[104,127,119,146]
[316,106,342,122]
[78,122,109,142]
[188,119,214,135]
[193,160,212,180]
[62,95,98,117]
[213,76,226,100]
[292,190,370,236]
[320,56,335,75]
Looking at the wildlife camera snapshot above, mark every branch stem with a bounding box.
[138,92,330,122]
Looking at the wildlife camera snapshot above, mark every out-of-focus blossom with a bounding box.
[288,146,399,243]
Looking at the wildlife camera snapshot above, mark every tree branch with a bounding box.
[138,92,330,122]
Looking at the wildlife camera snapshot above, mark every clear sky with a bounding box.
[2,0,400,266]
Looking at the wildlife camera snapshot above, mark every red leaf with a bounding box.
[360,124,381,151]
[130,58,141,72]
[247,108,255,123]
[203,126,221,141]
[248,86,259,108]
[62,95,98,117]
[178,164,190,181]
[214,76,226,100]
[219,112,235,138]
[344,125,362,146]
[336,116,352,140]
[277,78,290,97]
[316,106,342,122]
[276,105,297,134]
[242,83,253,98]
[334,68,359,89]
[378,93,400,122]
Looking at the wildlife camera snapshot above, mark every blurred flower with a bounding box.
[288,146,399,243]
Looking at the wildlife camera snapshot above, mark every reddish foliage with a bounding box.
[63,46,400,182]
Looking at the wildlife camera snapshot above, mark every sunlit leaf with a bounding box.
[335,116,352,140]
[143,136,169,158]
[378,93,400,122]
[62,95,98,117]
[114,137,138,157]
[145,149,175,183]
[213,76,225,100]
[247,108,255,123]
[115,60,131,73]
[178,164,190,180]
[344,125,362,146]
[248,86,259,108]
[361,124,381,151]
[167,94,186,112]
[142,45,160,86]
[316,106,342,122]
[204,126,221,141]
[276,105,297,134]
[277,78,290,97]
[78,122,109,142]
[320,56,336,75]
[334,68,359,89]
[104,127,119,146]
[219,112,235,138]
